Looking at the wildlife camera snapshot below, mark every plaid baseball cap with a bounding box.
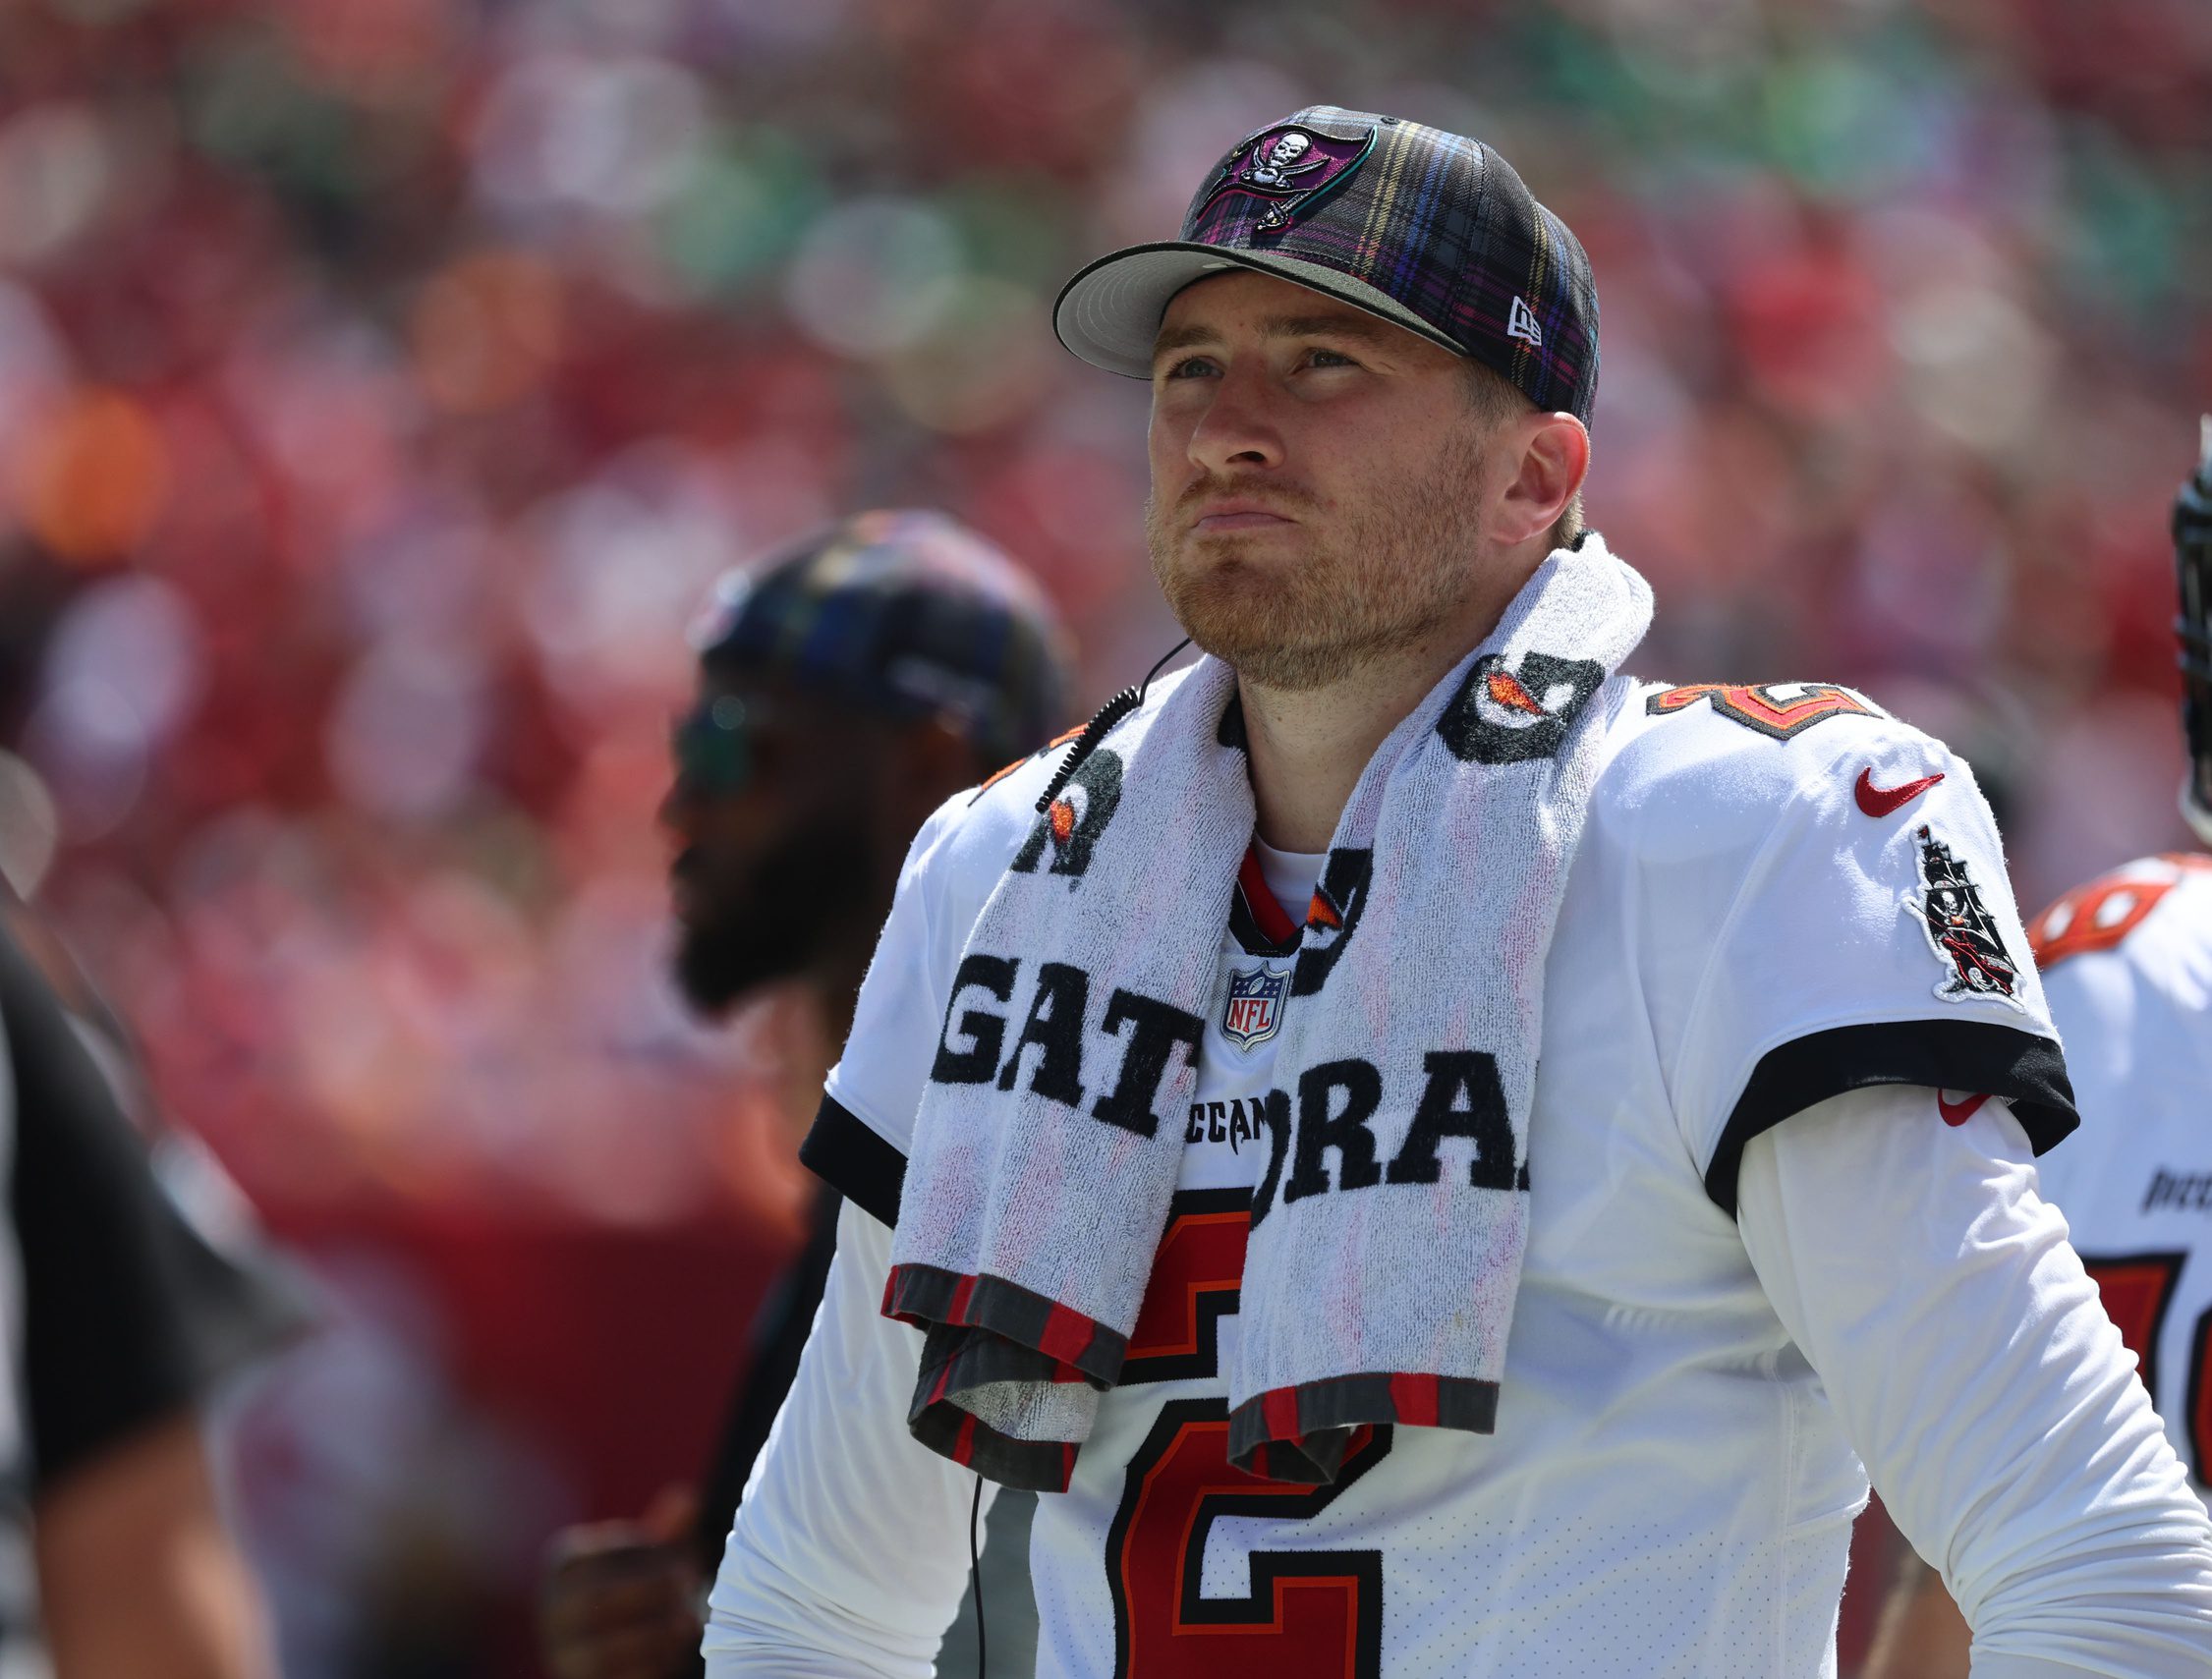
[1054,106,1599,425]
[687,509,1069,764]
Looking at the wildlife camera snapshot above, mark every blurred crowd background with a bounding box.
[0,0,2207,1672]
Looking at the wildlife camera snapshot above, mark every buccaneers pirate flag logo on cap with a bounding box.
[1195,121,1377,233]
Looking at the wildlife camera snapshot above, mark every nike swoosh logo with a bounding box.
[1938,1090,1989,1127]
[1855,767,1945,817]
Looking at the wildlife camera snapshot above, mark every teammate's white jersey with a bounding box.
[709,680,2212,1679]
[2030,853,2212,1501]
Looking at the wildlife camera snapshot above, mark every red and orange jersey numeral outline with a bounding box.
[1645,682,1875,741]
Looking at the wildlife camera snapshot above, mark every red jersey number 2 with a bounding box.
[2078,1251,2212,1485]
[1106,1190,1390,1679]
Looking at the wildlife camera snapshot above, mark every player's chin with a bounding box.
[1161,534,1311,609]
[1174,597,1355,690]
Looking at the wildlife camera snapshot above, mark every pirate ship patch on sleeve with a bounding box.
[1904,825,2025,1011]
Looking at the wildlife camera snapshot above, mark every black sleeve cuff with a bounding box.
[1704,1019,2077,1217]
[799,1095,908,1229]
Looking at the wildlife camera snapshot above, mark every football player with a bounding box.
[709,111,2212,1677]
[1864,427,2212,1678]
[541,511,1065,1679]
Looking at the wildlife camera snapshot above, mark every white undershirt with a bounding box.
[1249,836,1325,926]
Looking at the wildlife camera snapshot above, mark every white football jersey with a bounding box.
[2029,853,2212,1497]
[710,679,2212,1679]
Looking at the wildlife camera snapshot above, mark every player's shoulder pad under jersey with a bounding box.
[891,725,1106,939]
[1599,677,1938,846]
[948,727,1090,863]
[1599,680,2074,1209]
[2030,852,2212,979]
[1600,676,2019,979]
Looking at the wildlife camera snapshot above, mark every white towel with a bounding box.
[886,536,1653,1488]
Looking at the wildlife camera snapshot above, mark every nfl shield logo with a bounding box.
[1221,964,1289,1050]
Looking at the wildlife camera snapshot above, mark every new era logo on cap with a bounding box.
[1052,105,1600,426]
[1506,296,1543,348]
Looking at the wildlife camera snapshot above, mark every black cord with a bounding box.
[1034,638,1192,815]
[968,1474,988,1679]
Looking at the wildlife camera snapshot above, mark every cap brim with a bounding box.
[1052,242,1469,378]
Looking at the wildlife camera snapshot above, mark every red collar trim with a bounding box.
[1237,840,1300,948]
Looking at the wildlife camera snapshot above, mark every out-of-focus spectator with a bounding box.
[541,509,1067,1679]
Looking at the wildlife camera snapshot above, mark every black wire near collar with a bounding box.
[1034,638,1192,815]
[968,1475,987,1679]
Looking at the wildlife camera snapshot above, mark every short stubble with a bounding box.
[1143,415,1494,692]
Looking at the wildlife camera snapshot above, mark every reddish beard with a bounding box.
[1143,422,1490,692]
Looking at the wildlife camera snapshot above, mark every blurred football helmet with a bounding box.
[2178,418,2212,845]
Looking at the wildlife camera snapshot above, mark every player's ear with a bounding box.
[1492,412,1589,549]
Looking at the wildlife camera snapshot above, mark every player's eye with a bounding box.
[1305,347,1359,369]
[1160,355,1219,380]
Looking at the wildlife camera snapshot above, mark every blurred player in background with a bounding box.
[541,510,1067,1679]
[1865,428,2212,1677]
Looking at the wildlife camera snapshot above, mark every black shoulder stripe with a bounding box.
[799,1095,908,1229]
[1704,1019,2077,1217]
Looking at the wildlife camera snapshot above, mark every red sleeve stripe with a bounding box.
[882,1261,1128,1384]
[1227,1371,1501,1482]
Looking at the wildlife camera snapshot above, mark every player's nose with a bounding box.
[1186,363,1285,476]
